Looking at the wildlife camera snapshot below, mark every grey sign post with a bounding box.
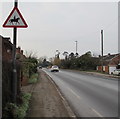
[12,0,18,103]
[3,0,28,103]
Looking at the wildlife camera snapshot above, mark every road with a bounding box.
[43,68,118,118]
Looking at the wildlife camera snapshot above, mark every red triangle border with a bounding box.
[3,7,28,28]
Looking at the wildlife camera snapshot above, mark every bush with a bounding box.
[3,93,31,119]
[28,73,38,84]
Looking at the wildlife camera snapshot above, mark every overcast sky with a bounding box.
[1,1,118,59]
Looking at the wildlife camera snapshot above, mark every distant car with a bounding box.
[51,65,59,72]
[113,69,120,76]
[39,66,42,69]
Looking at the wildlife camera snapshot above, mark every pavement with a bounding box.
[85,71,120,79]
[21,69,76,118]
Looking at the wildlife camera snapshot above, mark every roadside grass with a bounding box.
[28,73,39,84]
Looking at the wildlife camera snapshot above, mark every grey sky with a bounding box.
[1,2,118,59]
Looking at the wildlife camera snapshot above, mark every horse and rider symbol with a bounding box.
[9,16,20,25]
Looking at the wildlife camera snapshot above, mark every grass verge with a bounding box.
[28,73,38,84]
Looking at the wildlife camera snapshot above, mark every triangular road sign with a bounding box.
[3,7,28,28]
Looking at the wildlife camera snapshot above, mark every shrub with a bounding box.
[3,93,31,119]
[28,73,38,84]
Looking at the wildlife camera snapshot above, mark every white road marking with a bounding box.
[69,88,81,100]
[91,108,103,117]
[44,70,104,118]
[55,77,81,100]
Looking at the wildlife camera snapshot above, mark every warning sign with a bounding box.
[3,7,28,28]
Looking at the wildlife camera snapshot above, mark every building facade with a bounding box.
[97,53,120,74]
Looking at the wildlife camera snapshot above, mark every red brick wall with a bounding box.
[97,66,102,71]
[2,38,12,61]
[105,66,109,73]
[97,66,109,73]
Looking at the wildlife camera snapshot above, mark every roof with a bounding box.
[0,35,10,40]
[2,36,13,49]
[101,53,120,66]
[103,54,119,61]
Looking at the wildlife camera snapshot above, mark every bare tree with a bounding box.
[55,50,60,59]
[38,56,47,64]
[25,50,37,58]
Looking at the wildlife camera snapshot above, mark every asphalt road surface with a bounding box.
[43,68,118,118]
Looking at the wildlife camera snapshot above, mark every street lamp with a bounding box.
[75,40,78,54]
[101,30,104,72]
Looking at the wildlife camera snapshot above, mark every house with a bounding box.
[1,35,27,87]
[1,35,13,61]
[1,35,13,107]
[97,53,120,74]
[1,35,26,62]
[16,46,26,61]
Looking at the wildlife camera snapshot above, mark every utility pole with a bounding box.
[12,0,18,103]
[75,41,78,54]
[101,30,104,72]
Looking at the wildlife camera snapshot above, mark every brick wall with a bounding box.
[2,37,12,61]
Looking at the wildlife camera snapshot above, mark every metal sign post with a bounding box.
[12,0,18,103]
[3,0,28,103]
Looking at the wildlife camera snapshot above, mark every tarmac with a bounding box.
[21,69,119,118]
[22,69,76,118]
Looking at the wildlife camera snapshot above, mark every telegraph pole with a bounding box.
[101,30,104,72]
[12,0,18,103]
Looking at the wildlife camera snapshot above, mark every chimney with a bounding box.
[16,47,21,53]
[21,50,23,55]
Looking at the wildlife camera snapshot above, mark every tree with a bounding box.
[55,50,60,59]
[38,56,47,64]
[25,51,37,59]
[69,52,75,59]
[60,51,100,70]
[23,51,38,78]
[75,52,79,58]
[77,51,99,70]
[63,51,68,60]
[49,57,54,65]
[53,57,61,67]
